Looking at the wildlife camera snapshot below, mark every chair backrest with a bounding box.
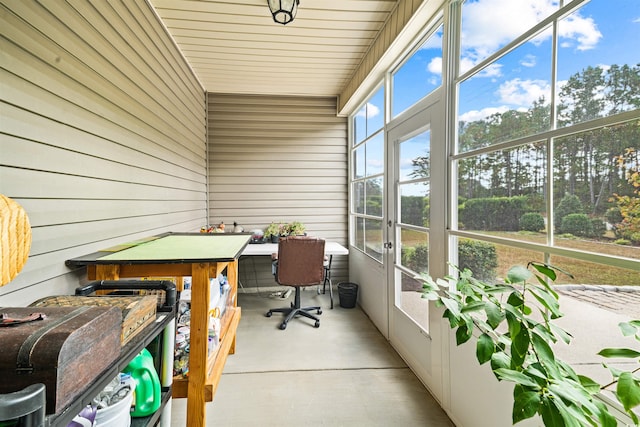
[275,236,325,286]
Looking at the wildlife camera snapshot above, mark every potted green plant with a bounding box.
[263,222,282,243]
[288,221,306,236]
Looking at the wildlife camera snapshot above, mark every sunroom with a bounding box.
[1,0,638,426]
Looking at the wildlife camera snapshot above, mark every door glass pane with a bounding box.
[365,178,383,217]
[366,132,384,176]
[353,181,364,214]
[398,270,429,330]
[354,145,365,179]
[392,24,443,118]
[400,184,429,227]
[399,130,430,181]
[354,217,365,250]
[365,218,383,262]
[399,229,429,275]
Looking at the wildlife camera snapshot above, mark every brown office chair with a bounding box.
[266,236,325,330]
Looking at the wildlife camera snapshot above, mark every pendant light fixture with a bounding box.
[268,0,300,25]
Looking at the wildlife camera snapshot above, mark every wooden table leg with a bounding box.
[187,262,210,427]
[227,260,238,355]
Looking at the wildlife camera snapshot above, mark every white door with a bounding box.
[386,93,445,399]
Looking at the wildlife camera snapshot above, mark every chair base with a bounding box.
[266,287,322,330]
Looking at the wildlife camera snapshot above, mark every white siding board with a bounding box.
[1,1,206,304]
[208,93,349,291]
[4,2,204,161]
[2,51,204,169]
[16,198,204,227]
[1,168,204,201]
[2,105,205,183]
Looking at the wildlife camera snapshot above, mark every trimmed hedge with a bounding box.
[459,196,528,231]
[458,239,497,281]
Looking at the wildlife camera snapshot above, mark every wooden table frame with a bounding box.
[66,233,251,427]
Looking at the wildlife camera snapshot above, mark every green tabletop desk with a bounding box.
[66,232,252,427]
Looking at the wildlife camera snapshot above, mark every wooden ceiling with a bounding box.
[149,0,399,97]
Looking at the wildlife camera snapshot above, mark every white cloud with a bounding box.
[520,54,537,67]
[460,0,601,72]
[427,57,442,74]
[356,102,381,119]
[459,106,509,123]
[461,0,558,59]
[498,78,550,107]
[558,13,602,51]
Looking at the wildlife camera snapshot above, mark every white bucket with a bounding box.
[94,383,134,427]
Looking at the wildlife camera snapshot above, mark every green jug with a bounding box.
[123,348,161,417]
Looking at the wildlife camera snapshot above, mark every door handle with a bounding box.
[384,242,393,249]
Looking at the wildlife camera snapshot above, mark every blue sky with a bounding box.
[457,0,640,122]
[356,0,639,185]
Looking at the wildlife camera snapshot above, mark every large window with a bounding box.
[350,0,639,286]
[454,0,639,287]
[352,86,386,261]
[391,24,444,118]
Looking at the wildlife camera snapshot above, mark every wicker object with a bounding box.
[1,194,32,286]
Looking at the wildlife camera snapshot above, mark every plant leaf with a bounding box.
[577,375,601,394]
[616,371,640,412]
[530,262,557,281]
[528,287,562,319]
[531,332,560,379]
[476,333,495,365]
[485,301,505,330]
[494,368,540,388]
[512,389,540,424]
[512,327,530,367]
[620,320,640,337]
[441,297,462,319]
[456,323,472,345]
[461,300,486,313]
[490,351,511,373]
[541,396,566,427]
[598,348,640,358]
[507,265,532,283]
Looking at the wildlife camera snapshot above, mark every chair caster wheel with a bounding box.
[266,311,273,317]
[280,323,287,330]
[314,321,320,328]
[317,309,322,315]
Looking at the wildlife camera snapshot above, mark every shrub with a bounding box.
[554,194,584,230]
[590,218,606,238]
[458,239,497,281]
[560,213,594,237]
[519,212,545,232]
[614,238,631,246]
[403,243,429,274]
[459,196,528,231]
[605,206,624,225]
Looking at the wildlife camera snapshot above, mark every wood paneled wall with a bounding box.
[207,94,349,290]
[0,1,206,305]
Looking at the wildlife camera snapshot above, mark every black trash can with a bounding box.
[337,282,359,308]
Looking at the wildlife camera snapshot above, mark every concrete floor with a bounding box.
[170,289,455,427]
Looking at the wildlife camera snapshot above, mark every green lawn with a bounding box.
[397,229,639,287]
